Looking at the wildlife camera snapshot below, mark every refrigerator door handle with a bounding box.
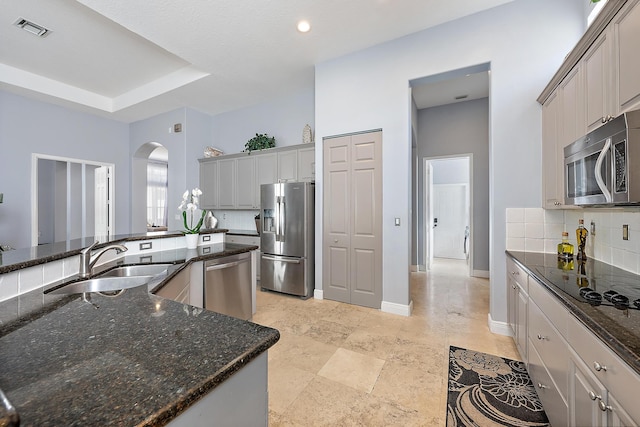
[261,254,301,264]
[279,196,285,241]
[275,196,281,241]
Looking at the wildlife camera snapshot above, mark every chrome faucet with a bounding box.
[79,241,128,278]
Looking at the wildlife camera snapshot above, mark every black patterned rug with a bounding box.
[447,346,549,427]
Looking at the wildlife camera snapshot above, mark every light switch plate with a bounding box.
[395,218,401,226]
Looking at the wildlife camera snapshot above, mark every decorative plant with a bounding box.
[178,188,207,234]
[244,133,275,154]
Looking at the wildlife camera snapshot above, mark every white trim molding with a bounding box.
[472,270,490,279]
[488,313,512,337]
[381,300,413,317]
[313,289,324,300]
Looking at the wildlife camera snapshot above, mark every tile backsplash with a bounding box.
[506,207,640,274]
[212,210,260,231]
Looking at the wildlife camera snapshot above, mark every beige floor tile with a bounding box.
[283,376,368,426]
[263,258,520,426]
[317,347,385,393]
[371,360,443,414]
[268,359,316,414]
[342,328,398,360]
[301,318,356,347]
[268,331,338,375]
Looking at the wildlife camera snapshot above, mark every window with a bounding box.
[147,160,168,228]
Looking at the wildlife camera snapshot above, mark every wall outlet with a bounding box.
[623,224,629,240]
[590,220,596,235]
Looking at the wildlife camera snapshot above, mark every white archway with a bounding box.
[131,142,169,234]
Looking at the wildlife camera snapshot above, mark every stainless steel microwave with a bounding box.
[564,109,640,206]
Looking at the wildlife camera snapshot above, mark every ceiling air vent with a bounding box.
[14,17,51,37]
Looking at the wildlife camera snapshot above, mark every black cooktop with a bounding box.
[532,257,640,311]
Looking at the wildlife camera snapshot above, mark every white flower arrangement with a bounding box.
[178,188,207,234]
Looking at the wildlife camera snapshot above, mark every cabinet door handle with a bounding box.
[593,361,607,372]
[537,383,548,390]
[588,391,601,401]
[537,334,547,341]
[512,284,517,289]
[598,400,612,412]
[511,271,519,276]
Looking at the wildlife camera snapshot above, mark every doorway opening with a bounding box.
[131,142,169,234]
[424,156,471,275]
[31,154,114,246]
[409,62,490,280]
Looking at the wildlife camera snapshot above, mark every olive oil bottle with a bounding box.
[557,231,574,259]
[576,219,588,260]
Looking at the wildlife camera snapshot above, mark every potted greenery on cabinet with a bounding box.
[244,133,276,154]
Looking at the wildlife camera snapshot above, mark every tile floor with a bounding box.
[252,258,520,426]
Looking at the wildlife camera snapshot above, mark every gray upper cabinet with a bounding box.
[613,0,640,114]
[255,153,277,207]
[539,0,640,210]
[236,156,256,209]
[199,143,314,210]
[277,150,297,182]
[199,160,218,209]
[297,147,315,182]
[584,31,612,132]
[218,158,236,209]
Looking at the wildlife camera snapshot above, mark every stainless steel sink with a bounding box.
[46,276,153,295]
[97,264,172,278]
[46,264,174,295]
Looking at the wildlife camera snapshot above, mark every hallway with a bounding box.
[254,259,517,426]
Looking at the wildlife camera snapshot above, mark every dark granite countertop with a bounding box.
[226,229,260,237]
[0,242,278,426]
[0,229,228,275]
[506,251,640,375]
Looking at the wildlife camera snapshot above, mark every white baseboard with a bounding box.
[410,265,418,272]
[488,313,512,336]
[381,300,413,317]
[313,289,324,300]
[472,270,490,279]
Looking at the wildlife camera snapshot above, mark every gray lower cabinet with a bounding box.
[506,256,640,426]
[507,258,528,362]
[567,314,640,426]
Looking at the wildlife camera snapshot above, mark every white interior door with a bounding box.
[425,162,434,271]
[94,166,109,237]
[433,184,467,260]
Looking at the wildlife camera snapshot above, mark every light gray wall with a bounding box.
[431,158,470,185]
[417,99,489,273]
[211,88,315,155]
[314,0,584,320]
[0,90,130,250]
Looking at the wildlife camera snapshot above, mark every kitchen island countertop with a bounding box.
[0,242,278,426]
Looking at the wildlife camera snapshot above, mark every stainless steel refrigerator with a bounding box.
[260,182,314,298]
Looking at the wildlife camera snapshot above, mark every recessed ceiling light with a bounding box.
[297,20,311,33]
[14,17,51,37]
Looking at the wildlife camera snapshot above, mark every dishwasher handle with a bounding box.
[261,254,301,264]
[205,260,246,271]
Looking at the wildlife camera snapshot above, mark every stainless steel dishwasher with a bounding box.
[204,252,252,320]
